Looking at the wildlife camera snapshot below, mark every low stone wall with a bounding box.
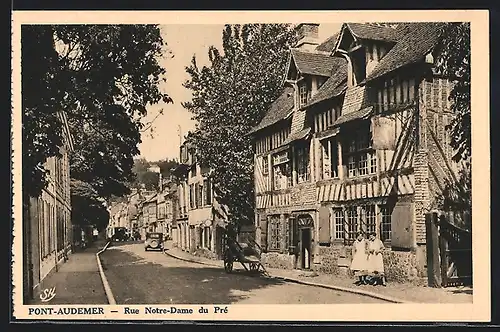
[312,246,349,276]
[261,252,295,270]
[383,250,425,285]
[262,245,426,285]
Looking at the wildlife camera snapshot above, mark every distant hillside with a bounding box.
[131,157,180,191]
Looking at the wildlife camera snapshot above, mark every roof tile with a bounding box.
[315,32,340,52]
[366,22,445,82]
[250,86,294,134]
[347,23,401,43]
[291,49,340,77]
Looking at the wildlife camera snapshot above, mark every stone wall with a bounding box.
[261,252,295,270]
[298,244,426,285]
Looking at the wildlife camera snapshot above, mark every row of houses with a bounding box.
[247,22,464,283]
[107,151,230,260]
[171,143,230,260]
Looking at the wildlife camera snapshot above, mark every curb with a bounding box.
[96,241,117,305]
[164,249,221,268]
[163,248,411,304]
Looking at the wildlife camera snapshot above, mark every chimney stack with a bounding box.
[295,23,320,51]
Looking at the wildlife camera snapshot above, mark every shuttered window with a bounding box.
[288,216,298,254]
[318,206,331,244]
[260,215,268,250]
[390,202,414,249]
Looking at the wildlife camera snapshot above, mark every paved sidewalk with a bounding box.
[163,241,473,304]
[28,240,109,305]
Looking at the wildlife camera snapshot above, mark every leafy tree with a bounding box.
[22,25,172,200]
[70,179,109,231]
[182,24,297,228]
[22,26,66,198]
[435,22,471,217]
[435,22,471,163]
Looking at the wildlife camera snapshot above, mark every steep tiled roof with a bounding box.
[315,32,340,52]
[300,59,348,110]
[250,86,294,134]
[347,23,401,43]
[291,49,340,77]
[366,22,445,82]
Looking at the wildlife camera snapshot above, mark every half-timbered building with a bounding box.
[250,22,461,283]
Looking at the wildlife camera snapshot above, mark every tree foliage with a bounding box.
[22,25,172,199]
[130,157,180,191]
[435,22,471,215]
[435,22,471,163]
[70,179,109,231]
[182,24,297,227]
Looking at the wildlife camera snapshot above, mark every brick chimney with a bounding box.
[295,23,320,51]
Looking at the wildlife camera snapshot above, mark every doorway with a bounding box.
[300,228,312,269]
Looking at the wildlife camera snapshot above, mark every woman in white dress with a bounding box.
[366,232,387,286]
[350,232,368,285]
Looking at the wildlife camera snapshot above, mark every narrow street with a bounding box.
[99,243,385,304]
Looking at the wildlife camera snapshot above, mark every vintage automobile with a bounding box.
[113,227,128,242]
[144,232,164,251]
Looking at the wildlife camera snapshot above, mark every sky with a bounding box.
[138,23,342,162]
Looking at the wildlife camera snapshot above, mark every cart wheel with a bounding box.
[224,259,233,273]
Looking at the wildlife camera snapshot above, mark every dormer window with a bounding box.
[299,84,308,106]
[350,47,366,85]
[298,80,311,106]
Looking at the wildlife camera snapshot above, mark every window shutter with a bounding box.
[288,216,298,254]
[391,202,414,249]
[260,214,268,251]
[318,206,331,244]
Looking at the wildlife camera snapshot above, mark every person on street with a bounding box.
[366,232,387,286]
[350,232,368,285]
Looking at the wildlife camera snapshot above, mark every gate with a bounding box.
[425,211,472,287]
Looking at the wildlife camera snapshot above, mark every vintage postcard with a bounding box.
[11,10,490,322]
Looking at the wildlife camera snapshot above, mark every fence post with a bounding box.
[425,212,442,287]
[439,213,449,287]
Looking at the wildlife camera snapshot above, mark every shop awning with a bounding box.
[333,106,373,127]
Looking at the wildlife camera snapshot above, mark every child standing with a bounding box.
[350,232,368,285]
[366,232,387,286]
